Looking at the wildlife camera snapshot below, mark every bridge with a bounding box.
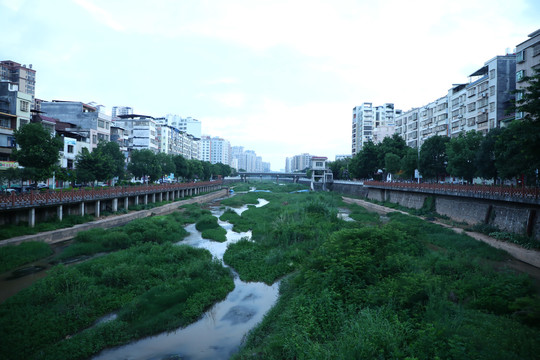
[235,172,308,183]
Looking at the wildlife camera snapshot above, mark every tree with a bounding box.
[187,159,203,180]
[384,153,401,179]
[75,148,98,185]
[156,153,175,180]
[173,155,189,180]
[328,158,351,180]
[350,141,379,179]
[497,67,540,183]
[445,130,483,183]
[128,149,159,182]
[515,67,540,123]
[377,134,408,170]
[418,135,449,181]
[400,147,418,180]
[12,123,63,181]
[201,161,212,181]
[495,121,540,181]
[94,141,126,181]
[475,128,502,181]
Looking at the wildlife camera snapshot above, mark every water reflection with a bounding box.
[94,199,278,360]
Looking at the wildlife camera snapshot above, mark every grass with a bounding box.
[223,183,540,360]
[0,221,234,359]
[0,241,53,273]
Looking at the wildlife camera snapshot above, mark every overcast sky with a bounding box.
[1,0,539,171]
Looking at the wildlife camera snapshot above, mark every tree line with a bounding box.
[329,69,540,185]
[1,125,233,187]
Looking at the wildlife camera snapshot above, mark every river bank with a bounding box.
[0,189,228,247]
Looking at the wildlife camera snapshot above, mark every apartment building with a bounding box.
[41,101,112,150]
[111,106,133,119]
[352,102,400,155]
[0,82,32,161]
[395,54,516,147]
[165,114,202,138]
[114,114,159,154]
[515,28,540,120]
[0,61,36,107]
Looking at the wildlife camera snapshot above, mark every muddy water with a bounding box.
[94,199,279,360]
[0,241,72,304]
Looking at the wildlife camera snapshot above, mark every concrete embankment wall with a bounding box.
[329,182,540,240]
[0,189,229,247]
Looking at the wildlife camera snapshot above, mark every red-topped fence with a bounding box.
[363,181,539,203]
[0,180,223,210]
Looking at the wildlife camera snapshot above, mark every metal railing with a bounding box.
[364,181,539,201]
[0,180,223,210]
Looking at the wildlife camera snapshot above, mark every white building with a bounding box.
[114,114,159,154]
[111,106,133,119]
[515,28,540,121]
[396,54,516,148]
[165,114,201,138]
[352,102,401,155]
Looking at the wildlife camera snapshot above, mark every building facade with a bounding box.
[0,61,36,107]
[0,82,32,161]
[352,102,400,155]
[515,28,540,120]
[395,54,516,148]
[40,101,112,150]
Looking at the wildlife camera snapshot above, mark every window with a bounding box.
[92,134,97,144]
[315,161,323,167]
[20,101,29,112]
[489,102,495,112]
[468,103,476,112]
[468,117,476,126]
[516,50,525,63]
[67,145,74,153]
[98,120,105,128]
[490,86,495,96]
[534,43,540,57]
[467,87,476,97]
[477,113,488,124]
[516,70,525,82]
[490,69,496,79]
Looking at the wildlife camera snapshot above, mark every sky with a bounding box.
[1,0,539,171]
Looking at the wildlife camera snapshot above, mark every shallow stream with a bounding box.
[94,198,278,360]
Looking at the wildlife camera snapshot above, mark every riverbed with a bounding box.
[93,198,279,360]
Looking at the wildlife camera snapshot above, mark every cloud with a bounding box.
[73,0,125,32]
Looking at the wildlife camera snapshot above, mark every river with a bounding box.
[93,198,279,360]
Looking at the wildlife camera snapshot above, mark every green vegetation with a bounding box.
[0,202,233,359]
[196,215,227,242]
[0,243,233,360]
[0,241,53,273]
[221,184,540,359]
[55,211,191,261]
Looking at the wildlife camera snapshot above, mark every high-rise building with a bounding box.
[111,114,158,154]
[165,114,201,138]
[0,61,36,106]
[0,82,32,161]
[352,103,401,155]
[111,106,133,119]
[41,101,112,150]
[515,28,540,120]
[395,54,516,148]
[199,135,230,164]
